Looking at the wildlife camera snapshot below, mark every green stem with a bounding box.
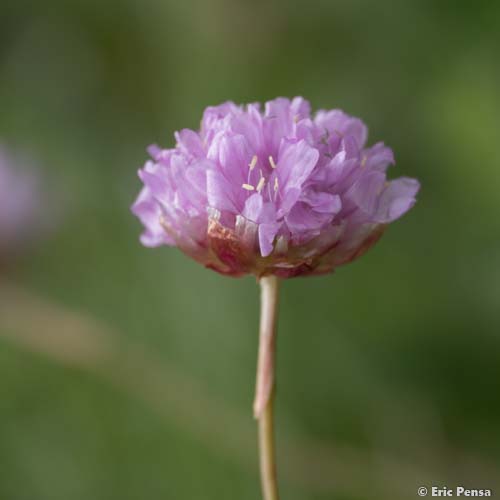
[254,276,280,500]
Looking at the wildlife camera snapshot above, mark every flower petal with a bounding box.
[314,110,368,148]
[362,142,395,172]
[346,170,386,216]
[175,129,205,158]
[259,222,281,257]
[206,169,240,213]
[374,177,420,222]
[300,190,342,214]
[275,139,319,215]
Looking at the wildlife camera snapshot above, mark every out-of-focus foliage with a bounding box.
[0,1,499,499]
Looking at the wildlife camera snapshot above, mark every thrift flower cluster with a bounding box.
[0,146,42,256]
[132,97,419,277]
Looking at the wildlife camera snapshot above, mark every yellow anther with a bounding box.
[274,177,279,192]
[242,183,255,191]
[249,155,258,170]
[256,177,266,192]
[361,155,367,167]
[269,156,278,169]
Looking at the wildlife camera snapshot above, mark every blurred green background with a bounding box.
[1,1,500,499]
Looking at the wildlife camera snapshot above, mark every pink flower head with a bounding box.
[0,146,45,258]
[132,97,419,278]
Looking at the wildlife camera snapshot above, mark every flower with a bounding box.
[132,97,419,278]
[0,146,44,258]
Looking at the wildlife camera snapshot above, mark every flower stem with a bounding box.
[254,275,280,500]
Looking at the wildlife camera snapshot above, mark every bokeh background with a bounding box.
[1,1,500,499]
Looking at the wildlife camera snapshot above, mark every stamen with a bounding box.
[256,177,266,193]
[361,155,367,167]
[274,178,279,192]
[249,155,258,170]
[242,183,255,191]
[269,156,278,169]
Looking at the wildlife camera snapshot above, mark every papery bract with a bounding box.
[132,97,419,278]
